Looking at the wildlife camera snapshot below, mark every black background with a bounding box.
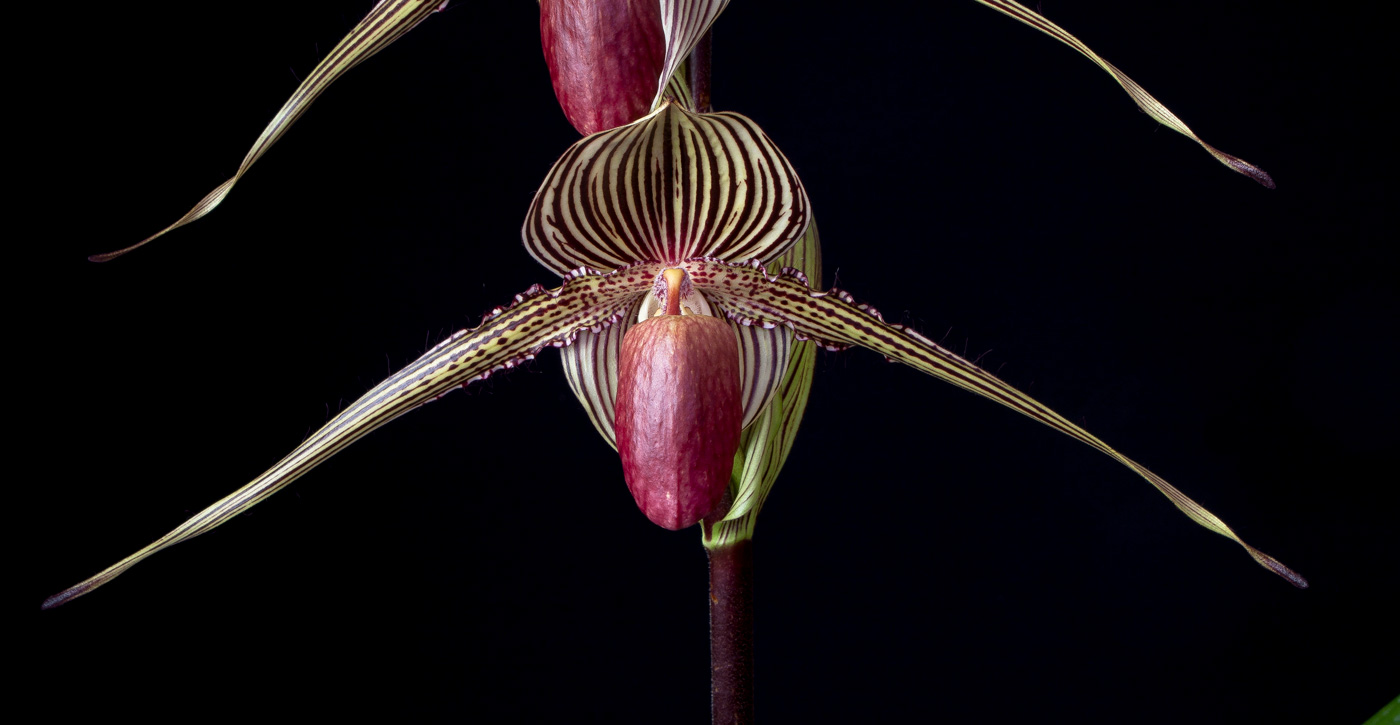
[28,2,1395,722]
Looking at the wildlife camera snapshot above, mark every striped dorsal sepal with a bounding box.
[975,0,1274,186]
[90,0,447,262]
[42,264,657,608]
[523,102,811,276]
[688,257,1308,586]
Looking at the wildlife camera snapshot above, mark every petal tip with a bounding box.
[1235,160,1276,189]
[42,585,84,610]
[1254,550,1308,589]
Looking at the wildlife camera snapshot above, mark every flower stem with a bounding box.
[694,22,744,724]
[708,538,754,724]
[688,27,713,113]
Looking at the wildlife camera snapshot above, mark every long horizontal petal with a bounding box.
[974,0,1274,187]
[44,267,650,607]
[691,259,1306,587]
[90,0,446,262]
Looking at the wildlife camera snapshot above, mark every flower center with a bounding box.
[637,266,714,320]
[615,267,742,529]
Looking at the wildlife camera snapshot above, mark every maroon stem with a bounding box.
[694,24,741,724]
[688,27,713,113]
[708,539,753,724]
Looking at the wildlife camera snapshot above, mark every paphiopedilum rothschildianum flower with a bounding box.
[48,0,1303,609]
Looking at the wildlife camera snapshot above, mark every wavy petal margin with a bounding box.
[89,0,447,262]
[43,265,655,608]
[974,0,1274,187]
[691,259,1306,586]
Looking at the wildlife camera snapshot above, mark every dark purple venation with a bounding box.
[540,0,665,136]
[615,313,742,529]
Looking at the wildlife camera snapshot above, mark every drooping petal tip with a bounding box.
[89,0,445,261]
[1216,148,1276,189]
[42,587,82,610]
[689,257,1306,586]
[1249,546,1308,588]
[43,266,662,606]
[975,0,1277,186]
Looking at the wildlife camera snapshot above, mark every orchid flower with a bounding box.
[50,0,1306,716]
